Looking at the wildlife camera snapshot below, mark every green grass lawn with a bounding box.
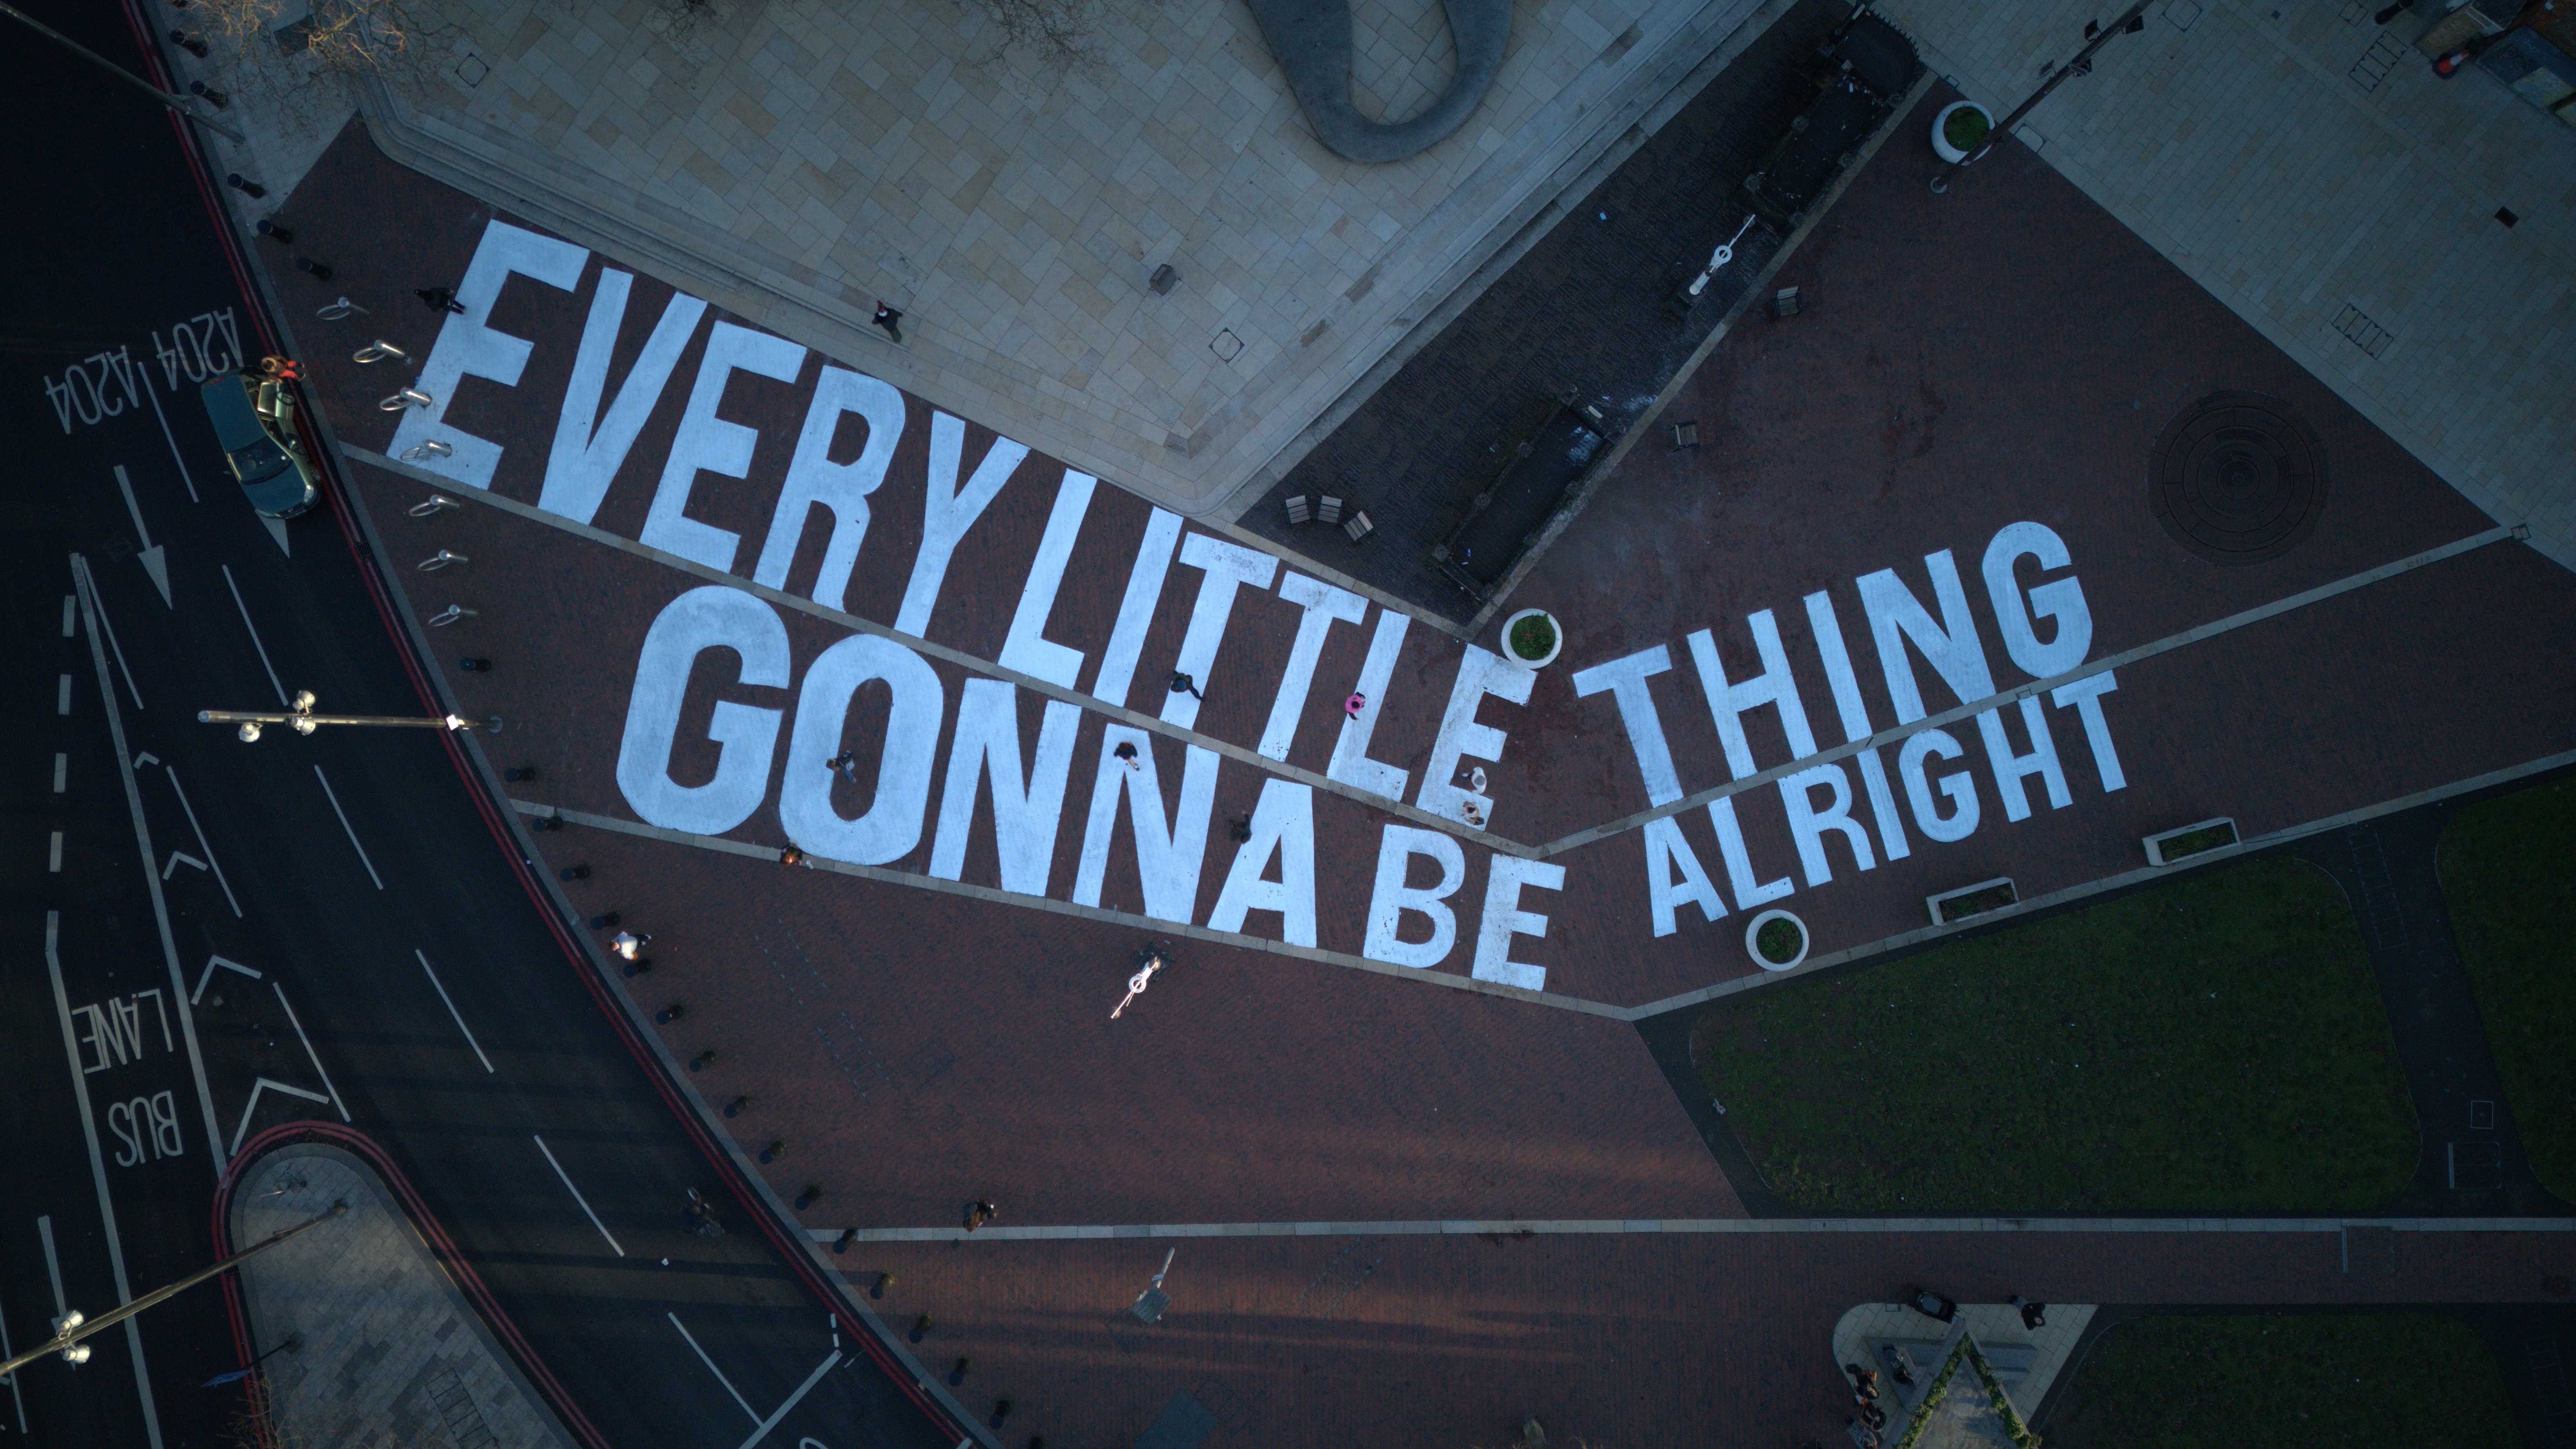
[1692,858,2417,1213]
[2440,776,2576,1204]
[2041,1313,2518,1449]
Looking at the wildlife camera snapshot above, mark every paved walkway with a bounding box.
[230,1145,577,1449]
[159,0,1782,517]
[2290,799,2571,1216]
[1236,0,1849,622]
[1869,0,2576,571]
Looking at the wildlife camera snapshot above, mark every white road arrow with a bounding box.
[113,464,172,606]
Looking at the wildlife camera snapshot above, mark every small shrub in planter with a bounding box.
[1744,908,1809,970]
[2144,816,2240,866]
[1943,106,1990,152]
[1927,877,2017,926]
[1500,607,1563,668]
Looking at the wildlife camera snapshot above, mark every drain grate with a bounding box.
[2351,32,2407,90]
[2332,302,2396,358]
[2150,391,2327,565]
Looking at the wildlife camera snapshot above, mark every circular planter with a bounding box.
[1500,608,1563,669]
[1932,101,1992,164]
[1744,908,1809,972]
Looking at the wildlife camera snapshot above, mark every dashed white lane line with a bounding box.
[48,832,62,873]
[57,674,71,715]
[414,950,494,1073]
[271,981,348,1122]
[54,752,67,792]
[312,765,383,890]
[534,1135,624,1257]
[60,594,73,638]
[220,564,286,707]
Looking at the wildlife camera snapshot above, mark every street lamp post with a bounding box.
[0,1202,346,1381]
[200,690,500,742]
[1929,0,2154,194]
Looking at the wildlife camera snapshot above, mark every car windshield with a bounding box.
[228,436,294,486]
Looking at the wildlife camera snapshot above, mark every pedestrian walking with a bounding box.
[780,844,807,867]
[1461,802,1485,828]
[871,303,904,343]
[611,930,653,961]
[2011,1294,2047,1330]
[1343,692,1366,718]
[1906,1287,1958,1323]
[963,1199,996,1231]
[1112,740,1140,771]
[825,752,860,785]
[1167,670,1202,701]
[416,286,466,314]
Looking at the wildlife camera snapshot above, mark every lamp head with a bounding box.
[237,722,263,743]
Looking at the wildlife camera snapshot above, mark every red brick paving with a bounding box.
[265,97,2576,1449]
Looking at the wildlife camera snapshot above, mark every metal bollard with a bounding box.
[415,549,467,571]
[353,340,411,364]
[315,297,369,320]
[406,492,462,517]
[426,604,478,628]
[379,387,433,411]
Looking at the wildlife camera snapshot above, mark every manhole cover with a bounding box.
[2149,391,2325,565]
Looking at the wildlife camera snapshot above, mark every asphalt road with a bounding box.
[0,7,958,1448]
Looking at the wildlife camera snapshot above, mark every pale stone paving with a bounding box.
[1871,0,2576,571]
[234,1147,576,1449]
[166,0,1770,516]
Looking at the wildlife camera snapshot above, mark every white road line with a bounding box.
[270,983,347,1123]
[61,594,74,637]
[738,1350,843,1449]
[414,950,493,1073]
[45,916,169,1449]
[225,1077,332,1159]
[311,766,383,890]
[74,556,221,1178]
[84,570,143,713]
[157,767,241,917]
[220,564,285,707]
[667,1312,760,1424]
[191,954,262,1005]
[49,832,63,872]
[36,1216,65,1314]
[0,1251,26,1432]
[533,1136,624,1257]
[140,382,199,504]
[55,752,68,792]
[57,674,70,714]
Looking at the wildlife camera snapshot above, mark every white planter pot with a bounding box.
[1744,908,1808,972]
[1500,608,1563,669]
[1932,101,1992,164]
